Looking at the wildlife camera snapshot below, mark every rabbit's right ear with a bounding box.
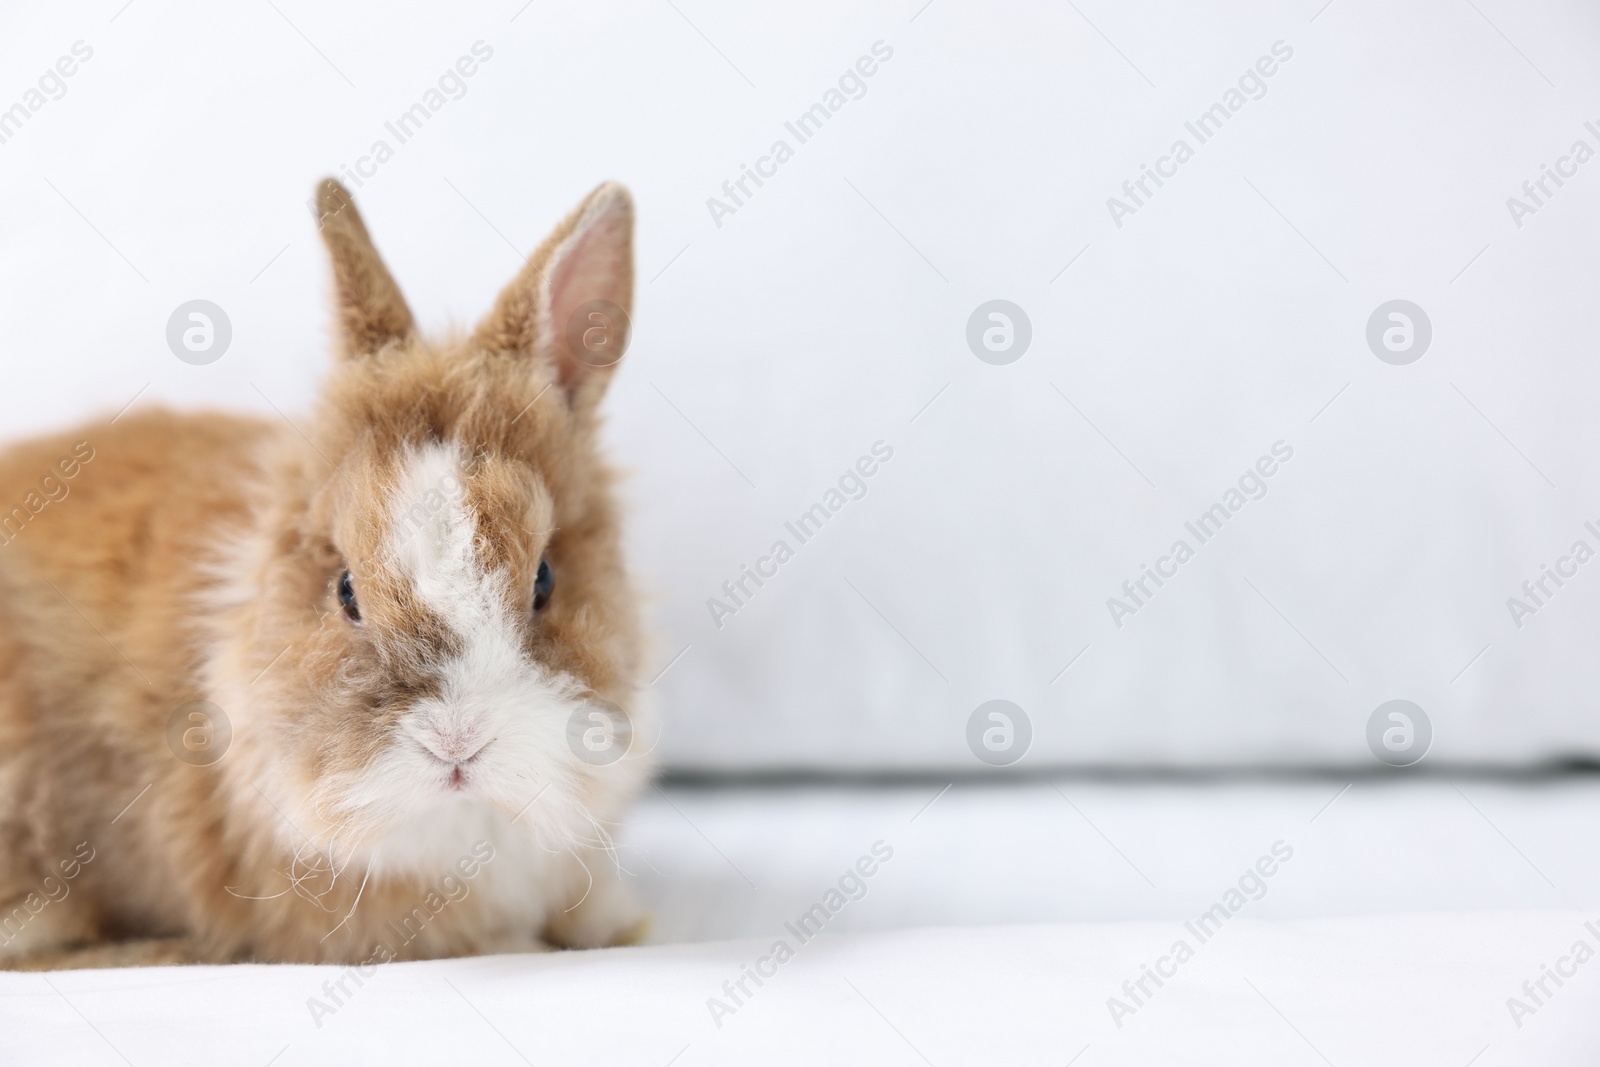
[315,179,414,358]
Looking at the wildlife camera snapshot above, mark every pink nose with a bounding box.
[421,732,487,765]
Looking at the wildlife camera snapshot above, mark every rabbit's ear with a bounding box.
[473,183,634,404]
[315,179,415,358]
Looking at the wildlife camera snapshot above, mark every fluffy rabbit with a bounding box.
[0,179,653,968]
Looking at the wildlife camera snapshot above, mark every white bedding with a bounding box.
[4,912,1594,1065]
[6,779,1597,1065]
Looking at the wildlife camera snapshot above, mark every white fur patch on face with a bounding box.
[334,441,596,876]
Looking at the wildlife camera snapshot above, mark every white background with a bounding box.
[3,0,1600,770]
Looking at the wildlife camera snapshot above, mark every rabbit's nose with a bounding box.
[413,725,488,765]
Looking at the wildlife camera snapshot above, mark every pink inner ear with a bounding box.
[542,189,633,390]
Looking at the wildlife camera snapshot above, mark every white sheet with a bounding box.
[4,912,1594,1065]
[5,780,1597,1064]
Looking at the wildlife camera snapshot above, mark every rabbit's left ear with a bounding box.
[473,183,634,405]
[315,179,415,358]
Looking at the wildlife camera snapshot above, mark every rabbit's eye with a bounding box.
[338,569,361,623]
[533,558,554,613]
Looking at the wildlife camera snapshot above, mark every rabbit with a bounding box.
[0,178,654,968]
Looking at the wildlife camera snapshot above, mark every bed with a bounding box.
[6,777,1596,1065]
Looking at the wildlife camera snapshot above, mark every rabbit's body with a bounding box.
[0,181,652,967]
[0,412,268,961]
